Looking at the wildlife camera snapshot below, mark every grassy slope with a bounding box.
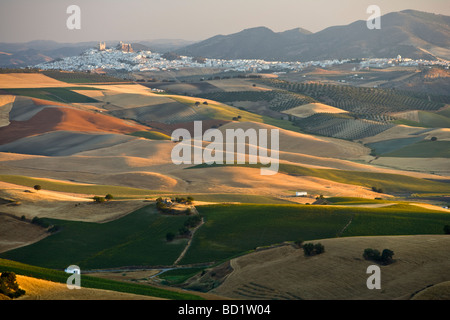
[418,111,450,128]
[325,197,393,205]
[170,95,303,133]
[0,205,189,269]
[367,137,425,156]
[158,268,204,285]
[0,258,202,300]
[186,194,293,204]
[181,203,450,264]
[0,174,160,196]
[129,131,172,140]
[382,140,450,158]
[392,111,450,128]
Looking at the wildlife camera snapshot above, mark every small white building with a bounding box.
[295,192,308,197]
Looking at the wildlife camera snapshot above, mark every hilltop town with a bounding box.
[34,42,450,74]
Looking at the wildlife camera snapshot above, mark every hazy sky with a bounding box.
[0,0,449,43]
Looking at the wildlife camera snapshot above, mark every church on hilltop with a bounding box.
[98,42,106,51]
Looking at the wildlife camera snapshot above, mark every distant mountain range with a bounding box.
[177,10,450,61]
[0,10,449,68]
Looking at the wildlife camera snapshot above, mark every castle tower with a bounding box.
[117,41,133,53]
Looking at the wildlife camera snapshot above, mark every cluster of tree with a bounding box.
[184,215,202,228]
[363,248,394,265]
[31,216,49,228]
[371,187,384,194]
[175,196,194,205]
[0,272,26,299]
[166,215,203,242]
[302,242,325,256]
[194,101,208,106]
[30,217,60,233]
[232,115,242,121]
[166,232,176,242]
[156,198,171,213]
[92,194,114,203]
[157,197,195,215]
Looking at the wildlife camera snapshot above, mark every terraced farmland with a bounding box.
[259,79,449,114]
[195,90,316,112]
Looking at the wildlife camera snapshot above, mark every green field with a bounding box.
[158,268,204,285]
[186,193,293,204]
[0,174,160,197]
[366,137,425,156]
[417,111,450,128]
[2,201,450,273]
[180,203,450,264]
[5,87,98,103]
[0,205,189,269]
[129,131,172,140]
[0,259,202,300]
[438,106,450,118]
[325,197,393,205]
[188,163,450,194]
[382,140,450,158]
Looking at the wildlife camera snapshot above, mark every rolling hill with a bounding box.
[200,235,450,300]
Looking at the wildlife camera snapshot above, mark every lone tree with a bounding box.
[105,194,114,201]
[0,272,26,299]
[363,248,381,261]
[314,243,325,255]
[33,185,42,191]
[302,243,315,256]
[380,249,394,265]
[166,232,176,242]
[93,196,105,203]
[431,136,438,141]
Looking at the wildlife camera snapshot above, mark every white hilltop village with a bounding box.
[34,41,450,73]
